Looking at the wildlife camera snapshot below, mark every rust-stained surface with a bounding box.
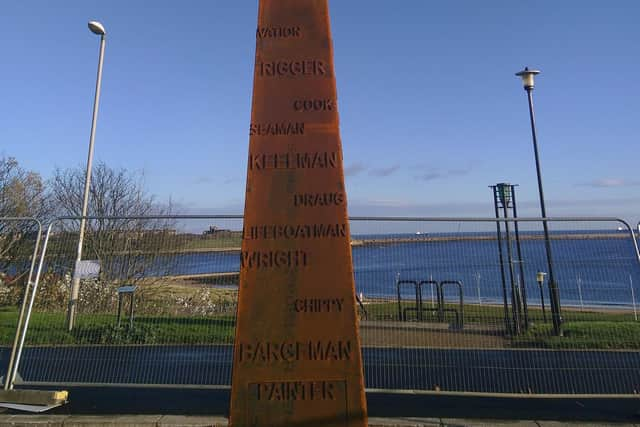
[229,0,368,425]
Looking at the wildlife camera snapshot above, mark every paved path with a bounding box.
[0,387,630,422]
[0,414,638,426]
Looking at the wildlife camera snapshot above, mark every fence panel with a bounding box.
[17,215,241,387]
[0,217,42,389]
[12,215,640,396]
[351,217,640,394]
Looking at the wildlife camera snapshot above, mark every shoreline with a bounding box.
[350,232,632,247]
[156,274,638,314]
[167,231,632,254]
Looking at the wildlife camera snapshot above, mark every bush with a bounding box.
[73,323,158,345]
[0,272,23,306]
[35,271,70,311]
[136,285,237,317]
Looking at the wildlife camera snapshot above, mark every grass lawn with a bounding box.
[180,236,242,251]
[0,306,235,346]
[512,321,640,349]
[2,302,640,349]
[364,301,639,323]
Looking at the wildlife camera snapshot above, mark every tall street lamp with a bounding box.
[67,21,107,331]
[515,67,563,336]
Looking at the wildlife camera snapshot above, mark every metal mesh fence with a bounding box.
[351,217,640,394]
[18,216,242,387]
[0,217,42,389]
[11,215,640,396]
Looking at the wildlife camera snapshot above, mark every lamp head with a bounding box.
[536,271,547,284]
[496,183,512,205]
[515,67,540,90]
[88,21,106,36]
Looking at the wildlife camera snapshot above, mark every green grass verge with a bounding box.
[0,306,235,346]
[512,321,640,349]
[3,303,640,349]
[180,236,242,250]
[365,301,638,323]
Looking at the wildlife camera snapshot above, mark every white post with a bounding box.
[475,272,482,305]
[577,274,584,311]
[430,273,435,307]
[630,275,637,321]
[68,22,107,331]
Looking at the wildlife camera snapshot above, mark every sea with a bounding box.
[140,230,640,310]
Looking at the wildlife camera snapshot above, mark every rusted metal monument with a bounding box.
[230,0,368,425]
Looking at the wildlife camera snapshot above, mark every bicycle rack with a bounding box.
[396,280,420,321]
[439,280,464,329]
[396,277,464,328]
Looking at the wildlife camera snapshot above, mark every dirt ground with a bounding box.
[359,320,508,348]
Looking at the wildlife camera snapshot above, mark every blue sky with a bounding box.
[1,1,639,223]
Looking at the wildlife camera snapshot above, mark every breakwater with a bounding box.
[350,232,631,247]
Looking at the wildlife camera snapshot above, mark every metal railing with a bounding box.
[4,215,640,396]
[0,217,42,390]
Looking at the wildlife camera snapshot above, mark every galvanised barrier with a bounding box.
[8,215,640,396]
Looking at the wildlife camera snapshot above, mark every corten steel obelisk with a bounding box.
[230,1,367,425]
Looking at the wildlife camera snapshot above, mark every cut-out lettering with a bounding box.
[250,122,304,136]
[293,99,334,112]
[256,26,301,39]
[252,380,337,401]
[238,341,352,363]
[293,298,345,313]
[240,250,308,269]
[257,60,327,77]
[293,193,345,207]
[248,152,339,170]
[243,224,346,240]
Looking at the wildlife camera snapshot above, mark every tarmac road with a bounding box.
[3,346,640,421]
[4,345,640,394]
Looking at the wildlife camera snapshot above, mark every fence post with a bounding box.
[2,218,42,391]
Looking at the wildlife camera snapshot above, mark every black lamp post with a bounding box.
[515,67,563,336]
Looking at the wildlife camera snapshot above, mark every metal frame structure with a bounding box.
[490,184,529,335]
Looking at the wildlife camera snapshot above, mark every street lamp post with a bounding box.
[536,271,547,323]
[515,67,563,336]
[67,21,107,331]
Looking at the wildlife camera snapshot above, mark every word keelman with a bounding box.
[237,341,352,363]
[250,122,304,136]
[248,152,338,170]
[243,224,346,240]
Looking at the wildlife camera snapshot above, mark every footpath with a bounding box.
[0,415,638,426]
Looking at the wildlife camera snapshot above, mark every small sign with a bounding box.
[75,260,100,279]
[117,285,137,294]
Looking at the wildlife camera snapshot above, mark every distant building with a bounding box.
[203,225,233,236]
